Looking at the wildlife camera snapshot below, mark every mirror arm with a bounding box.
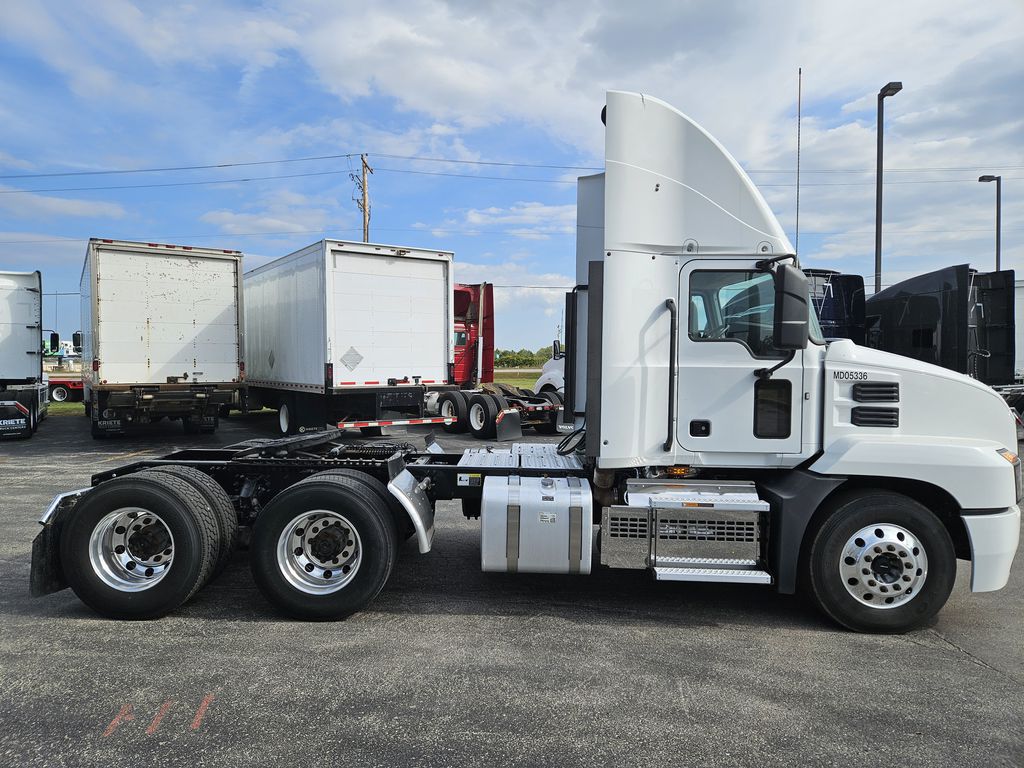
[755,350,796,380]
[756,254,797,272]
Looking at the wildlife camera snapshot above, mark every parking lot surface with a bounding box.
[1,412,1022,767]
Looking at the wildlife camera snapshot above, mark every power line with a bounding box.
[2,224,1021,247]
[5,148,1021,181]
[0,168,354,195]
[0,153,359,180]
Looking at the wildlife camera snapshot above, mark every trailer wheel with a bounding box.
[467,393,499,439]
[278,396,297,436]
[143,466,239,579]
[50,385,70,403]
[250,476,397,620]
[59,473,220,619]
[805,491,955,633]
[438,391,468,433]
[534,390,563,434]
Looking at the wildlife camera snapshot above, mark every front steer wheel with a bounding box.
[59,473,220,619]
[249,476,398,620]
[805,491,956,634]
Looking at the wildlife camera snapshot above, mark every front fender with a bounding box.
[810,436,1016,509]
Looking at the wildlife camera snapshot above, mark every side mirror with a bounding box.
[552,340,564,360]
[773,264,809,350]
[48,331,60,353]
[72,331,83,352]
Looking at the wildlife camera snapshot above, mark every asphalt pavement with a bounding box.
[1,409,1021,767]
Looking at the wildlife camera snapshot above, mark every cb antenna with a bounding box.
[795,67,803,257]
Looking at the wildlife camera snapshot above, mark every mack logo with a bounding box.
[833,370,869,381]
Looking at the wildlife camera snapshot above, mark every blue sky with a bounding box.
[0,1,1021,349]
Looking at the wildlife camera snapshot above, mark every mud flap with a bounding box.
[495,408,523,442]
[31,524,67,597]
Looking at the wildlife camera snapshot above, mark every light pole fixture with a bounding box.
[979,175,1002,270]
[874,81,902,293]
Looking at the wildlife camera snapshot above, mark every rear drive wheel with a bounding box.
[805,491,955,633]
[438,391,469,433]
[59,473,220,619]
[29,402,38,432]
[50,385,70,403]
[304,469,410,540]
[467,393,499,439]
[143,466,239,580]
[250,476,397,620]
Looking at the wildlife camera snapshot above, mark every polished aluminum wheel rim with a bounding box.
[469,403,486,431]
[839,523,927,609]
[88,507,174,592]
[279,404,291,434]
[51,386,69,402]
[276,510,362,594]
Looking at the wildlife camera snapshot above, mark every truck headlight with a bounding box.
[997,449,1023,502]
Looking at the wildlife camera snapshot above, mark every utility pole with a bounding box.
[353,154,373,242]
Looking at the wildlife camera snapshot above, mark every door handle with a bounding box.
[664,298,678,452]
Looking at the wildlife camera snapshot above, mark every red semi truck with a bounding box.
[452,282,494,388]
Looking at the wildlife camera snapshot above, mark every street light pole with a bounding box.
[874,81,902,294]
[979,175,1002,270]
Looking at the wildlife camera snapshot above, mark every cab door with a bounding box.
[676,260,804,457]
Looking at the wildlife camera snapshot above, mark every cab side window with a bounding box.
[689,271,781,358]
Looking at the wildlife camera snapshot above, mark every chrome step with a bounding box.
[653,556,759,569]
[652,567,773,584]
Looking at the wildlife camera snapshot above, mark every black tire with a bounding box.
[534,390,562,434]
[29,402,38,433]
[467,393,499,439]
[59,473,220,619]
[438,391,469,434]
[50,385,70,403]
[143,466,238,580]
[182,416,201,435]
[250,476,397,620]
[304,469,411,541]
[201,415,219,435]
[805,491,956,633]
[84,400,92,418]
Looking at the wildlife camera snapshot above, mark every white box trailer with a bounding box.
[244,239,455,434]
[81,238,244,438]
[0,270,49,438]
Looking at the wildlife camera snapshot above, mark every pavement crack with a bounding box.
[922,628,1023,687]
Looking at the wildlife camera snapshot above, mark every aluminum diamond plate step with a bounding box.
[652,567,773,584]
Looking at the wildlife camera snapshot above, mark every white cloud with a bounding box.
[0,187,125,219]
[200,189,350,235]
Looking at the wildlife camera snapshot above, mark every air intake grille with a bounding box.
[657,518,757,543]
[607,514,649,539]
[851,406,899,428]
[852,382,899,402]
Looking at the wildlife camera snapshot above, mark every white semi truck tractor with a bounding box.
[30,92,1019,632]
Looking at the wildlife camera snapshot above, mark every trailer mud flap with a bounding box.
[387,469,435,553]
[495,408,523,442]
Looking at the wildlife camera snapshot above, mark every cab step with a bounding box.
[652,567,773,584]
